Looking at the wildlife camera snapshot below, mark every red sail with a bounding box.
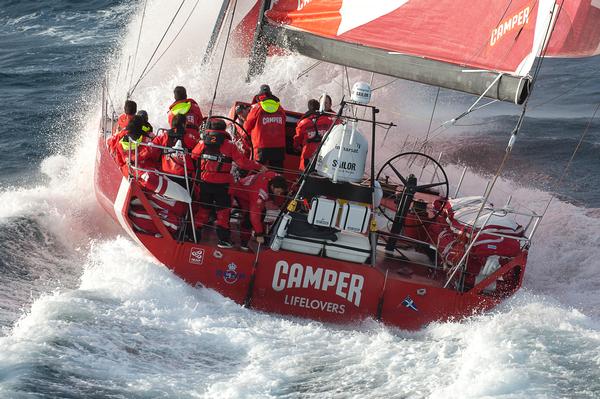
[546,0,600,57]
[266,0,556,76]
[265,0,600,74]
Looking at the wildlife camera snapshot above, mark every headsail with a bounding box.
[546,0,600,57]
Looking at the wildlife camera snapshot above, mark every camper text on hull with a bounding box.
[272,260,364,306]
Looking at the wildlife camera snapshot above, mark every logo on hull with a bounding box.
[216,263,246,285]
[402,296,418,312]
[272,260,365,307]
[189,247,204,265]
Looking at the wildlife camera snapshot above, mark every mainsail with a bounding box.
[237,0,600,104]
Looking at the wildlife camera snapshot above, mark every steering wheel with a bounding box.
[202,115,253,159]
[376,152,449,226]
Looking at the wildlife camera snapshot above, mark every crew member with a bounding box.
[293,98,336,170]
[136,110,154,135]
[231,171,288,250]
[167,86,204,147]
[250,84,280,104]
[323,94,335,113]
[227,103,252,157]
[243,85,287,170]
[191,120,266,248]
[144,114,195,187]
[108,100,138,154]
[114,114,156,176]
[113,100,137,134]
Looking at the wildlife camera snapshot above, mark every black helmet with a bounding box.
[125,115,145,139]
[258,84,271,95]
[136,110,149,122]
[235,104,250,115]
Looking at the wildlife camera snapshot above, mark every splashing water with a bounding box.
[1,1,599,397]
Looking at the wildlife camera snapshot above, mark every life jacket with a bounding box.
[150,132,194,177]
[191,132,262,184]
[168,98,203,130]
[112,130,158,178]
[141,122,153,134]
[120,134,143,152]
[198,130,233,175]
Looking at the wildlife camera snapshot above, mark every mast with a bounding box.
[246,0,272,82]
[202,0,232,65]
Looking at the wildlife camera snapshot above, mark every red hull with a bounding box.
[94,132,527,330]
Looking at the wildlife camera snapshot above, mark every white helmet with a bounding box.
[351,81,372,104]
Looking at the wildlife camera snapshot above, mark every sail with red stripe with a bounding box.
[233,0,600,103]
[267,0,553,77]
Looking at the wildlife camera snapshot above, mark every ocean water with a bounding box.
[0,1,599,398]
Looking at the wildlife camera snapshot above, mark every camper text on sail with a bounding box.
[490,7,531,46]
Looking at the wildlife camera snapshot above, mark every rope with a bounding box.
[372,78,399,91]
[444,0,564,288]
[208,0,238,117]
[296,61,322,80]
[137,0,201,84]
[425,87,440,142]
[538,100,600,221]
[128,0,148,92]
[128,0,187,98]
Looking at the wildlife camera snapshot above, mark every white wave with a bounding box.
[0,239,598,398]
[1,2,600,396]
[0,0,597,311]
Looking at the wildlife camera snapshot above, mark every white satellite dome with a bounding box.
[315,123,368,183]
[351,81,372,104]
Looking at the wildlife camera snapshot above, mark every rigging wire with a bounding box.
[425,87,441,142]
[128,0,148,92]
[128,0,187,98]
[537,100,600,220]
[296,61,322,80]
[445,0,565,287]
[529,64,600,109]
[208,0,238,117]
[136,0,201,84]
[372,78,399,91]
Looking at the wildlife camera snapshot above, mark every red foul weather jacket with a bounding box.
[113,113,134,134]
[293,113,336,170]
[230,171,279,235]
[108,113,134,154]
[227,105,252,158]
[167,98,204,129]
[142,131,195,177]
[243,99,286,159]
[191,137,262,184]
[113,132,157,177]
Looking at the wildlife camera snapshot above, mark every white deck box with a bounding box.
[307,197,339,228]
[338,202,371,233]
[325,232,371,263]
[281,235,323,255]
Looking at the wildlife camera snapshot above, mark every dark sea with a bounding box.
[1,1,599,398]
